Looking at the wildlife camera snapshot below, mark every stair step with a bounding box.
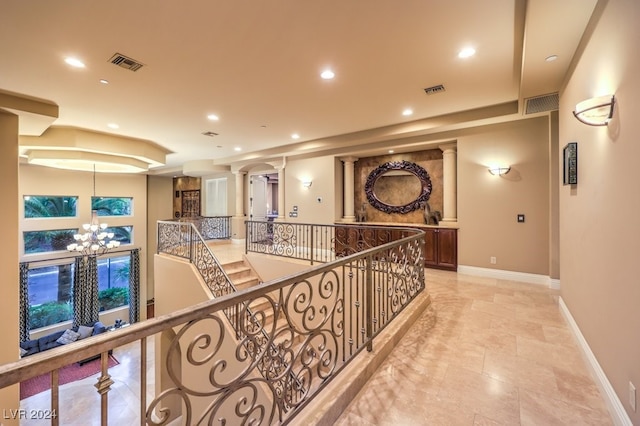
[233,275,261,289]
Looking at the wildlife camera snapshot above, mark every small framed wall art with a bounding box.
[563,142,578,185]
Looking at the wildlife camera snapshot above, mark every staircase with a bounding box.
[221,259,261,290]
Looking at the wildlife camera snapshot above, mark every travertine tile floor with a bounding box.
[20,242,612,425]
[335,269,612,425]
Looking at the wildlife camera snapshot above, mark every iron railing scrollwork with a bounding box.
[157,220,306,409]
[1,222,425,425]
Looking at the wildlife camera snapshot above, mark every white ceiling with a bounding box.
[0,0,598,175]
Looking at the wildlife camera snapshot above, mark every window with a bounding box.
[107,226,133,245]
[27,254,133,329]
[28,263,75,329]
[23,229,78,254]
[92,197,132,216]
[206,178,227,216]
[98,256,130,311]
[24,196,77,218]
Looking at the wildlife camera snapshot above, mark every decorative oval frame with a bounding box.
[364,160,432,214]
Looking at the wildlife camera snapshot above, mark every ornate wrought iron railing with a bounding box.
[157,220,305,405]
[246,220,421,264]
[1,223,425,425]
[173,215,231,240]
[157,220,235,299]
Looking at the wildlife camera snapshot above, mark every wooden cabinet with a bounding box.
[335,223,457,271]
[423,227,457,271]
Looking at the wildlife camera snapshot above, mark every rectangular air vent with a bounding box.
[525,93,559,114]
[108,53,144,72]
[202,131,219,137]
[424,84,445,95]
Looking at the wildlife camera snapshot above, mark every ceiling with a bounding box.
[0,0,599,176]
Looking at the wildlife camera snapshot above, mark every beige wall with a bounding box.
[147,175,174,300]
[0,111,19,420]
[284,155,338,224]
[458,117,550,275]
[560,0,640,423]
[19,164,149,320]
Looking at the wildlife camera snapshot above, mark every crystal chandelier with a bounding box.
[67,165,120,256]
[67,210,120,255]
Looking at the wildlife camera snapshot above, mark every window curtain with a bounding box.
[129,248,141,324]
[19,262,30,342]
[73,256,99,327]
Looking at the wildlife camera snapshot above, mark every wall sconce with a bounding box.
[302,180,312,188]
[573,95,615,126]
[488,166,511,176]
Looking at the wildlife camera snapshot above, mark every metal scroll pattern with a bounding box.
[157,221,193,259]
[147,231,424,425]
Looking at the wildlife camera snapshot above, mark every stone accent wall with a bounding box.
[354,150,443,224]
[173,176,201,218]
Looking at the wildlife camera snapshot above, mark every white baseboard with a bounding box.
[457,265,558,289]
[559,297,632,426]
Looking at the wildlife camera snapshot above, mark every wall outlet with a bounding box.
[490,256,497,264]
[630,382,636,411]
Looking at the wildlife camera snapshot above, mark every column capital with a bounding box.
[231,170,247,176]
[439,143,457,153]
[339,156,359,163]
[267,156,287,170]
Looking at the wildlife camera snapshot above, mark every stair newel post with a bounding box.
[310,223,315,265]
[189,224,195,263]
[245,221,249,255]
[365,254,373,352]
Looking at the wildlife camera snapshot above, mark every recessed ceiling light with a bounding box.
[458,47,476,59]
[99,79,109,84]
[321,69,335,80]
[389,150,395,154]
[64,57,86,68]
[234,147,242,152]
[291,133,300,139]
[545,55,558,62]
[402,109,413,116]
[207,114,219,121]
[107,123,119,129]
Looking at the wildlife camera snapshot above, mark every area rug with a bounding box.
[20,355,119,400]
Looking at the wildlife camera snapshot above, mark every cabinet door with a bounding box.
[437,228,458,270]
[422,228,438,267]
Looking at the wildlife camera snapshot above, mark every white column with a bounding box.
[340,156,358,222]
[233,171,246,217]
[231,171,247,239]
[439,144,457,224]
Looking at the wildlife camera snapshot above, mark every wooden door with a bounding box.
[436,228,458,270]
[422,228,438,267]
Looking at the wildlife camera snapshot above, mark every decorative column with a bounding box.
[340,156,358,222]
[439,144,458,224]
[232,171,247,239]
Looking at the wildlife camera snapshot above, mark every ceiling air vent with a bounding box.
[202,131,219,137]
[108,53,144,72]
[525,93,559,114]
[424,84,445,95]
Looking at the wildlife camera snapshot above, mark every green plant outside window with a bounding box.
[92,197,132,216]
[24,196,77,218]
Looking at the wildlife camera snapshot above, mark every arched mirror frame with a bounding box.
[364,160,432,214]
